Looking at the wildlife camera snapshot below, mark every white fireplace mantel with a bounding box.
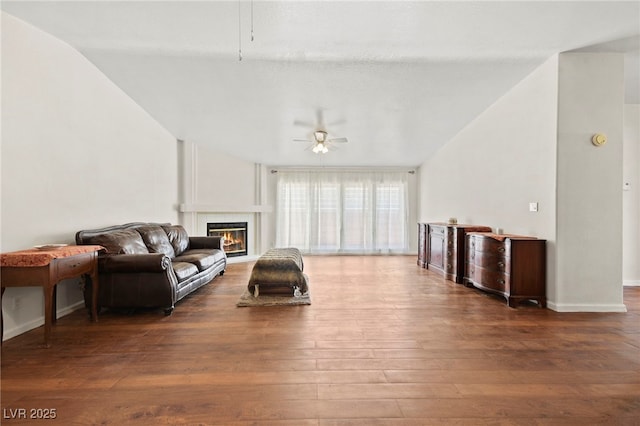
[179,204,273,213]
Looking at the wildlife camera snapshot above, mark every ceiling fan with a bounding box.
[294,130,348,154]
[293,109,348,154]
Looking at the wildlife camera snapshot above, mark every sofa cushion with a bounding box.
[171,261,199,281]
[84,229,149,255]
[174,249,225,272]
[162,224,190,256]
[137,225,176,258]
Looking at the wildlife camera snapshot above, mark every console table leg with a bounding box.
[52,284,57,324]
[89,271,99,322]
[42,285,55,348]
[1,287,5,346]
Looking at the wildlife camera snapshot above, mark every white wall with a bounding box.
[418,52,628,312]
[555,53,625,311]
[1,13,179,340]
[193,144,257,208]
[419,55,559,299]
[623,105,640,286]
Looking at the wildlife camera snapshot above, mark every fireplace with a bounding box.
[207,222,247,257]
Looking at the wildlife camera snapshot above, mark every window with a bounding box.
[276,170,409,254]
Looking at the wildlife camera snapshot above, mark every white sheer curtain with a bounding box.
[276,170,409,254]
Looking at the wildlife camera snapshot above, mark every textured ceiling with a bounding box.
[2,1,639,167]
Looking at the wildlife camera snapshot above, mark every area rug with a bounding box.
[236,287,311,307]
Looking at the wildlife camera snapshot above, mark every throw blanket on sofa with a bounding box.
[248,248,307,296]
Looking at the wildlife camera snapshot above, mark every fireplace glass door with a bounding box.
[207,222,247,257]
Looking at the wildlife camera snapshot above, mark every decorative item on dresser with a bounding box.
[464,232,546,308]
[418,222,492,283]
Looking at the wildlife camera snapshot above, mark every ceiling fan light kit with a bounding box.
[295,126,348,155]
[312,142,329,154]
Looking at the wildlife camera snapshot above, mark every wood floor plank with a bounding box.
[397,396,640,419]
[2,255,639,424]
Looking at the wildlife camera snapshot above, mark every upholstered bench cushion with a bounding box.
[248,248,307,295]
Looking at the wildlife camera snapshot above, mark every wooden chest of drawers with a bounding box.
[464,232,546,308]
[418,223,491,283]
[417,223,428,268]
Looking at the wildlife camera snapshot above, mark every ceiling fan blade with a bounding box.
[328,137,348,143]
[293,120,315,128]
[293,138,312,143]
[327,118,347,127]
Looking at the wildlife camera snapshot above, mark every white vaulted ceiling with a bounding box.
[2,1,639,167]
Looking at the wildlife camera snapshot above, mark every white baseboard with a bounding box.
[623,280,640,287]
[2,300,86,341]
[546,301,627,313]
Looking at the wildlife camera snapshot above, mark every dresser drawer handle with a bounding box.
[497,279,505,284]
[497,262,504,268]
[498,247,505,253]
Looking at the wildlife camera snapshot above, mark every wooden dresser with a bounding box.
[417,223,428,268]
[418,223,492,283]
[464,232,546,308]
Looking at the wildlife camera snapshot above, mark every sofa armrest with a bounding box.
[98,253,171,273]
[189,236,224,250]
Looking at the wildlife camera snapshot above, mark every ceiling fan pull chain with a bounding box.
[238,0,242,61]
[251,0,254,42]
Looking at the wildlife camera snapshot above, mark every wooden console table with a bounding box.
[1,245,103,347]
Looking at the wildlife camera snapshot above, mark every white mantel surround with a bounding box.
[178,205,272,263]
[180,204,272,214]
[178,140,272,263]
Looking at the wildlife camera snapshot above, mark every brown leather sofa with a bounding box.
[76,222,226,315]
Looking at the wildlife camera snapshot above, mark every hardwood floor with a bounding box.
[2,255,639,425]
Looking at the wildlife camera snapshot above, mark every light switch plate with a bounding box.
[529,202,538,212]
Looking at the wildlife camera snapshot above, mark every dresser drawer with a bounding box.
[429,225,445,236]
[472,250,509,272]
[472,266,509,293]
[472,236,507,255]
[54,252,95,280]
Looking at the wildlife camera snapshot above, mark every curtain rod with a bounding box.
[271,168,415,174]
